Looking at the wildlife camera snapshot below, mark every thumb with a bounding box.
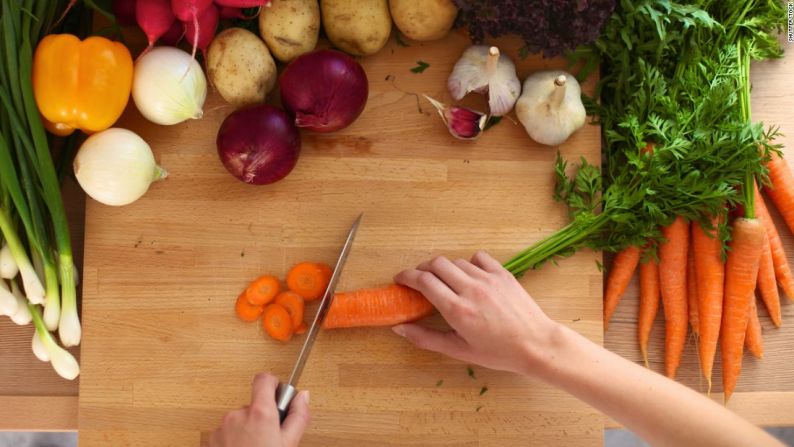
[281,390,310,447]
[392,323,467,358]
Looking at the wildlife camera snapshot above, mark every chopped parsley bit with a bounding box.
[467,366,476,380]
[475,405,483,412]
[479,386,488,396]
[483,116,502,131]
[395,33,409,47]
[436,379,443,387]
[410,60,430,74]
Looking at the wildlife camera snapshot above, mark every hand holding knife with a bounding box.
[275,213,363,423]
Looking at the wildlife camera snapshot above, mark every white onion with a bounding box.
[74,128,167,206]
[132,46,207,125]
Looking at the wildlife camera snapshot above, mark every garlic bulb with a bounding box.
[74,128,167,206]
[448,45,521,116]
[424,95,487,140]
[515,70,586,146]
[133,46,207,125]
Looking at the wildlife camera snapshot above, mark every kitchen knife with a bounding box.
[275,213,362,423]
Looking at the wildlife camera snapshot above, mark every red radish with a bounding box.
[219,6,245,19]
[171,0,213,21]
[112,0,137,26]
[160,18,185,45]
[136,0,175,49]
[183,4,219,60]
[214,0,271,7]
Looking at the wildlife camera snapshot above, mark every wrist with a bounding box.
[517,320,575,382]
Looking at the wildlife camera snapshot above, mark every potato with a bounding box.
[259,0,320,62]
[207,28,277,107]
[321,0,391,56]
[389,0,457,41]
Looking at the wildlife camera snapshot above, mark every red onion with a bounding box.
[216,105,301,185]
[279,49,368,133]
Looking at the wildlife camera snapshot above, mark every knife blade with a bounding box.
[275,213,363,422]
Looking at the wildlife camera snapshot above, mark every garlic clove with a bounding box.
[424,95,488,140]
[447,45,521,116]
[515,70,586,146]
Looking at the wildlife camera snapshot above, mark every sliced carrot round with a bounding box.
[235,292,264,322]
[274,291,305,329]
[262,303,294,342]
[245,275,280,306]
[295,322,308,335]
[287,262,332,301]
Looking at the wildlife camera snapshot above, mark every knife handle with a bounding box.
[275,383,297,424]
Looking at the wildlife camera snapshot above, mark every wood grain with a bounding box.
[605,37,794,398]
[77,30,603,446]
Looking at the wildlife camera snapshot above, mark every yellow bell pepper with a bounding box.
[32,34,133,136]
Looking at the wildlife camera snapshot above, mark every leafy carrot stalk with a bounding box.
[262,303,294,342]
[756,231,782,327]
[323,284,435,329]
[721,217,765,402]
[274,291,305,329]
[659,216,689,379]
[638,257,660,368]
[686,241,699,336]
[754,184,794,301]
[692,216,725,391]
[764,152,794,236]
[604,246,641,330]
[235,292,264,322]
[287,262,332,301]
[745,296,763,359]
[245,275,280,306]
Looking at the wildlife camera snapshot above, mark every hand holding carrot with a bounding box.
[392,251,558,377]
[209,373,310,447]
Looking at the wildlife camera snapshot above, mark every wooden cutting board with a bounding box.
[78,30,603,446]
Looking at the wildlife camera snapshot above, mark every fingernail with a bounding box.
[303,390,310,405]
[392,325,406,337]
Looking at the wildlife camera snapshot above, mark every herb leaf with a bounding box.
[467,366,476,380]
[479,386,488,396]
[410,60,430,74]
[436,379,443,387]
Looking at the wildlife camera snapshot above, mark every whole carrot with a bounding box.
[659,216,689,379]
[721,217,765,402]
[692,216,725,390]
[638,257,660,368]
[323,284,434,329]
[686,242,699,336]
[755,184,794,301]
[604,246,641,330]
[756,232,782,327]
[745,295,763,359]
[765,152,794,236]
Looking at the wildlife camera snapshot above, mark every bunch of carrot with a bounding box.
[234,261,436,340]
[235,262,332,342]
[604,152,794,401]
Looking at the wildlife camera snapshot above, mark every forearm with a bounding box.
[526,324,781,447]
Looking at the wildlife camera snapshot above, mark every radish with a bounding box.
[171,0,214,21]
[219,6,245,19]
[136,0,175,50]
[183,4,219,60]
[160,18,185,45]
[112,0,137,26]
[214,0,272,7]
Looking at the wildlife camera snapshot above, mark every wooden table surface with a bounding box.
[76,31,604,446]
[0,29,792,444]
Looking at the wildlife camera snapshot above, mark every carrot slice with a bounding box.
[287,262,332,301]
[235,292,264,322]
[295,322,308,335]
[323,284,435,329]
[275,291,305,329]
[262,303,294,342]
[245,275,280,306]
